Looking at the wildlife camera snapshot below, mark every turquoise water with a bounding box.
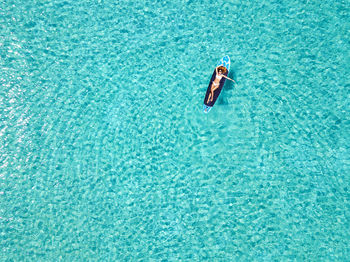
[1,0,349,260]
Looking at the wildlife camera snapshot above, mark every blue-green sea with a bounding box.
[1,0,349,260]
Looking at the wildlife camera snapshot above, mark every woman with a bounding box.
[207,66,235,103]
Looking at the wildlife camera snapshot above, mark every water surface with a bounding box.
[1,0,349,260]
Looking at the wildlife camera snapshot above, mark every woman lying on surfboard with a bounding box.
[207,66,235,103]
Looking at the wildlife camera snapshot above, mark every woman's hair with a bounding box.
[217,66,227,73]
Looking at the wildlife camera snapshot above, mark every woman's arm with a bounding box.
[222,75,236,83]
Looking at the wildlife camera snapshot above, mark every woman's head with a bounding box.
[217,66,227,74]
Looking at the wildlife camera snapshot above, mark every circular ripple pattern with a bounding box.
[1,0,349,260]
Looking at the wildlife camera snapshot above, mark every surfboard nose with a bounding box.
[217,55,230,71]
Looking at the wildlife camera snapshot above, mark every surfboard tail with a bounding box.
[203,105,212,113]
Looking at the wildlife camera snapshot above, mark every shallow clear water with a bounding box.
[1,0,349,260]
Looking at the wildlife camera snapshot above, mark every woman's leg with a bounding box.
[208,83,217,103]
[207,92,212,103]
[207,83,215,103]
